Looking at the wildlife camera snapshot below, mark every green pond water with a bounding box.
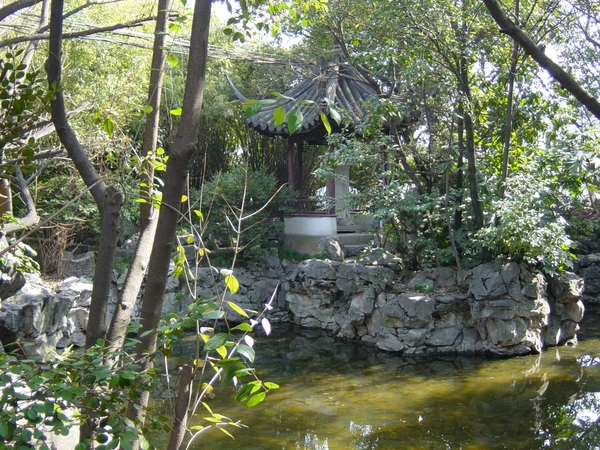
[152,308,600,449]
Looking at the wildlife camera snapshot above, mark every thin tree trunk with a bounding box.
[46,0,123,444]
[445,122,463,283]
[105,0,171,355]
[458,3,483,229]
[125,1,212,447]
[166,365,194,450]
[499,0,519,200]
[391,125,426,195]
[19,0,50,73]
[455,100,464,231]
[4,167,39,235]
[105,209,157,350]
[139,0,171,230]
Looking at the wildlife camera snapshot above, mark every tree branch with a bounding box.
[4,166,39,235]
[0,0,42,23]
[45,3,106,207]
[482,0,600,121]
[0,15,155,49]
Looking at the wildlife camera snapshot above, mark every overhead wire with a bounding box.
[0,10,313,67]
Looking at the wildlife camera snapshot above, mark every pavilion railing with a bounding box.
[289,196,335,216]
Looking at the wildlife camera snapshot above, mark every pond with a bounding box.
[153,307,600,449]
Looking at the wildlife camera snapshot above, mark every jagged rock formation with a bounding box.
[286,259,585,356]
[0,246,596,357]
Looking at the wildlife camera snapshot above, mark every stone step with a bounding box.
[337,224,362,233]
[335,232,373,246]
[344,244,371,257]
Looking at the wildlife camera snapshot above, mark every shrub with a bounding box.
[474,172,574,272]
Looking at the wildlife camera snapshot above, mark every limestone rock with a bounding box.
[60,251,95,279]
[550,272,584,303]
[565,300,585,322]
[376,330,405,352]
[426,327,461,347]
[318,237,345,262]
[0,274,72,357]
[297,259,338,280]
[357,249,402,271]
[471,263,507,300]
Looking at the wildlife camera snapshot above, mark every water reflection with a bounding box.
[156,309,600,449]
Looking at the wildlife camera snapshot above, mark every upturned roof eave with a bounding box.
[227,61,380,141]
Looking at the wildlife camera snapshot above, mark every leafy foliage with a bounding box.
[0,48,53,165]
[474,172,575,272]
[0,335,161,450]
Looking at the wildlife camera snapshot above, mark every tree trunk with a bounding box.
[166,365,194,450]
[18,0,50,75]
[457,4,483,229]
[499,0,520,200]
[483,0,600,121]
[105,0,170,356]
[0,0,43,22]
[4,167,39,235]
[105,209,157,351]
[125,1,212,447]
[391,124,426,195]
[455,101,464,231]
[139,0,171,230]
[46,0,123,444]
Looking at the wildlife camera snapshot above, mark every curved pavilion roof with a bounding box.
[227,60,380,145]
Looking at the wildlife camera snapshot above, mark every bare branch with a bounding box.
[4,166,39,235]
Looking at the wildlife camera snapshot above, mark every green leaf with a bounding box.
[203,310,225,320]
[103,117,114,138]
[287,109,303,134]
[329,108,342,124]
[231,323,253,332]
[320,112,332,134]
[247,391,266,407]
[142,105,153,114]
[203,333,230,351]
[0,420,9,439]
[170,107,182,116]
[224,274,240,295]
[234,383,254,402]
[139,436,150,450]
[236,344,255,363]
[216,345,227,359]
[264,382,280,390]
[271,91,295,101]
[167,54,179,67]
[227,301,248,318]
[217,426,235,439]
[243,103,262,117]
[273,107,286,126]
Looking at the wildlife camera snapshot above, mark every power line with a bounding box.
[0,11,313,67]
